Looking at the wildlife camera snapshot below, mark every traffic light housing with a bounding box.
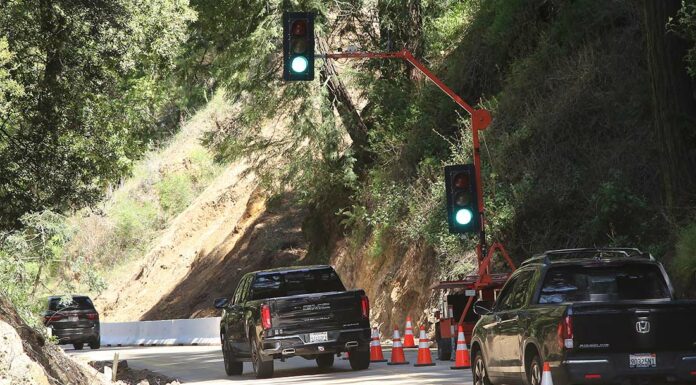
[445,164,480,234]
[283,12,315,81]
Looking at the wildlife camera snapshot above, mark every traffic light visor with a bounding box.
[455,208,473,225]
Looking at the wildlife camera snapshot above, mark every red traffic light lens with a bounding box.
[454,191,471,206]
[453,172,469,189]
[291,20,307,36]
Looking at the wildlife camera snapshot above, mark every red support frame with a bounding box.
[325,49,492,261]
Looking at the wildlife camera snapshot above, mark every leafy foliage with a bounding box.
[0,0,195,229]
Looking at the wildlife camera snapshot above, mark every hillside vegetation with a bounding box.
[2,0,696,334]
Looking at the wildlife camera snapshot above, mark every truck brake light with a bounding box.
[557,314,574,349]
[360,295,370,319]
[261,304,272,330]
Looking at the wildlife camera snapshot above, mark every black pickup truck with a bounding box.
[470,248,696,385]
[214,265,371,378]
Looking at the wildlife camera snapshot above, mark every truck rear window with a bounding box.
[538,264,671,304]
[249,268,346,300]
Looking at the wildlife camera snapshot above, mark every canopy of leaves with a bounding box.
[0,0,195,229]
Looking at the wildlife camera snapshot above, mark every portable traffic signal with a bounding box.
[445,164,480,234]
[283,12,315,81]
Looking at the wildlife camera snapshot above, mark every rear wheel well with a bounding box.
[470,341,481,358]
[524,343,540,374]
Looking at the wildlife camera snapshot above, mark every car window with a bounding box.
[248,268,346,300]
[494,275,519,311]
[538,264,671,304]
[233,275,251,304]
[48,296,94,311]
[506,270,535,310]
[496,270,535,311]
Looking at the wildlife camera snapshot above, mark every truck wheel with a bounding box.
[89,337,100,350]
[527,355,542,385]
[348,349,370,370]
[437,337,452,361]
[250,336,274,378]
[316,354,335,369]
[222,338,243,376]
[73,342,84,350]
[473,350,492,385]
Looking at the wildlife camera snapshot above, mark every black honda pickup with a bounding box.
[470,248,696,385]
[214,265,371,378]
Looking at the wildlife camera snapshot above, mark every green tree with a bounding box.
[0,0,195,229]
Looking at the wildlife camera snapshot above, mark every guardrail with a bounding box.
[101,317,221,346]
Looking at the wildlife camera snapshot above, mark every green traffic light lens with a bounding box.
[291,56,308,73]
[455,208,473,225]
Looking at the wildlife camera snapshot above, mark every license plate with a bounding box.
[629,353,656,368]
[309,332,328,343]
[68,316,78,322]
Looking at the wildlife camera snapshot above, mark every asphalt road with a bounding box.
[68,346,474,385]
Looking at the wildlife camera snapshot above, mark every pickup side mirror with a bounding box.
[214,298,229,309]
[473,300,493,316]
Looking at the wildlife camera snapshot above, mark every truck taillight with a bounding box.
[557,314,574,349]
[360,295,369,319]
[261,304,272,330]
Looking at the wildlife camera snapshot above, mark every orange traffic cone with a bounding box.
[450,325,471,369]
[414,325,436,367]
[387,326,409,365]
[403,316,416,348]
[370,327,387,362]
[541,362,554,385]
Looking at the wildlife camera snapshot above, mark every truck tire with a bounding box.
[251,335,274,378]
[316,354,335,368]
[473,350,492,385]
[89,337,101,350]
[348,349,370,371]
[73,342,84,350]
[222,338,243,376]
[527,354,541,385]
[437,337,452,361]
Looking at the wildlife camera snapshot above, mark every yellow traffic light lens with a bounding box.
[454,191,471,206]
[455,209,473,225]
[291,56,308,73]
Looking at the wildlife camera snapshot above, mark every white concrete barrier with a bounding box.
[101,317,221,346]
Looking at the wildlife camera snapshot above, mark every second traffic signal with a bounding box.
[283,12,315,81]
[445,164,481,234]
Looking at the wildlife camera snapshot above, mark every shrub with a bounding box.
[156,172,195,217]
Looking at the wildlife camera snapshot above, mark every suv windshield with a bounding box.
[538,264,671,304]
[48,296,94,311]
[249,268,346,300]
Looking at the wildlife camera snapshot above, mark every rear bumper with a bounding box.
[554,352,696,384]
[50,326,99,344]
[260,328,370,359]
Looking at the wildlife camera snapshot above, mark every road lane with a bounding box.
[69,346,474,385]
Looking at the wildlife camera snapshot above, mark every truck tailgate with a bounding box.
[269,290,366,335]
[571,300,696,353]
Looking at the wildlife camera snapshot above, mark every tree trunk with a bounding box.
[642,0,696,211]
[317,37,372,171]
